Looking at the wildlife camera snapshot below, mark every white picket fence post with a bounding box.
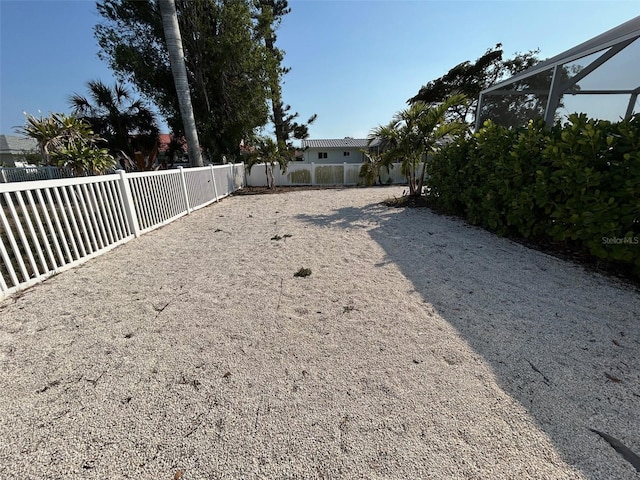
[231,163,236,189]
[209,164,219,202]
[117,170,141,238]
[178,166,191,213]
[343,162,348,185]
[311,162,316,186]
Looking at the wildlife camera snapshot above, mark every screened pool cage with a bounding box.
[476,15,640,130]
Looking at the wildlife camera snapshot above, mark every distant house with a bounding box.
[0,135,38,166]
[300,138,370,164]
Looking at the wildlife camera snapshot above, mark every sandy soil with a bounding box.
[0,186,638,479]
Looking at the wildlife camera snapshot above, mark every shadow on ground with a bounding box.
[296,201,640,478]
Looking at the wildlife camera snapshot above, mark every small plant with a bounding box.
[368,94,468,197]
[343,305,355,313]
[17,112,115,174]
[244,136,291,189]
[294,267,311,278]
[359,150,386,186]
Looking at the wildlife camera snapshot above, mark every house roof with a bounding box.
[156,133,188,153]
[483,15,640,93]
[0,135,38,154]
[301,138,370,149]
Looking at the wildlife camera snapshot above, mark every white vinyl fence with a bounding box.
[0,164,244,299]
[0,166,80,183]
[245,162,408,187]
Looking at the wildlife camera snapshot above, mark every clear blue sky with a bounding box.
[1,0,638,143]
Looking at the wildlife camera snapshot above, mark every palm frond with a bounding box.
[87,80,114,112]
[68,94,93,116]
[113,82,132,104]
[67,80,158,159]
[369,93,470,196]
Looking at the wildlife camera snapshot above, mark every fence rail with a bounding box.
[0,165,81,183]
[0,164,244,299]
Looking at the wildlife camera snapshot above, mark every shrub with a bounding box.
[425,114,640,274]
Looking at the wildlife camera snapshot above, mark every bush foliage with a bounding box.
[426,114,640,274]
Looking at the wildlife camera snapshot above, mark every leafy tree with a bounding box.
[17,113,115,175]
[69,80,158,168]
[253,0,316,146]
[158,0,203,167]
[95,0,270,161]
[369,94,468,197]
[408,44,540,125]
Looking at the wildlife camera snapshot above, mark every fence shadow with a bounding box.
[296,202,640,477]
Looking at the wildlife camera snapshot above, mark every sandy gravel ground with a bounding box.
[0,186,638,479]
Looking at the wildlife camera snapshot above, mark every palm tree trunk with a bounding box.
[416,153,428,196]
[158,0,204,167]
[257,1,286,144]
[409,161,418,196]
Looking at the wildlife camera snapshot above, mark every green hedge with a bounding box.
[427,114,640,274]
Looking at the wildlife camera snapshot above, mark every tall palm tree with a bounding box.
[158,0,203,167]
[69,80,159,167]
[369,94,468,196]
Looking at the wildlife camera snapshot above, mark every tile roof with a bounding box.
[301,138,370,149]
[157,133,187,153]
[0,135,38,154]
